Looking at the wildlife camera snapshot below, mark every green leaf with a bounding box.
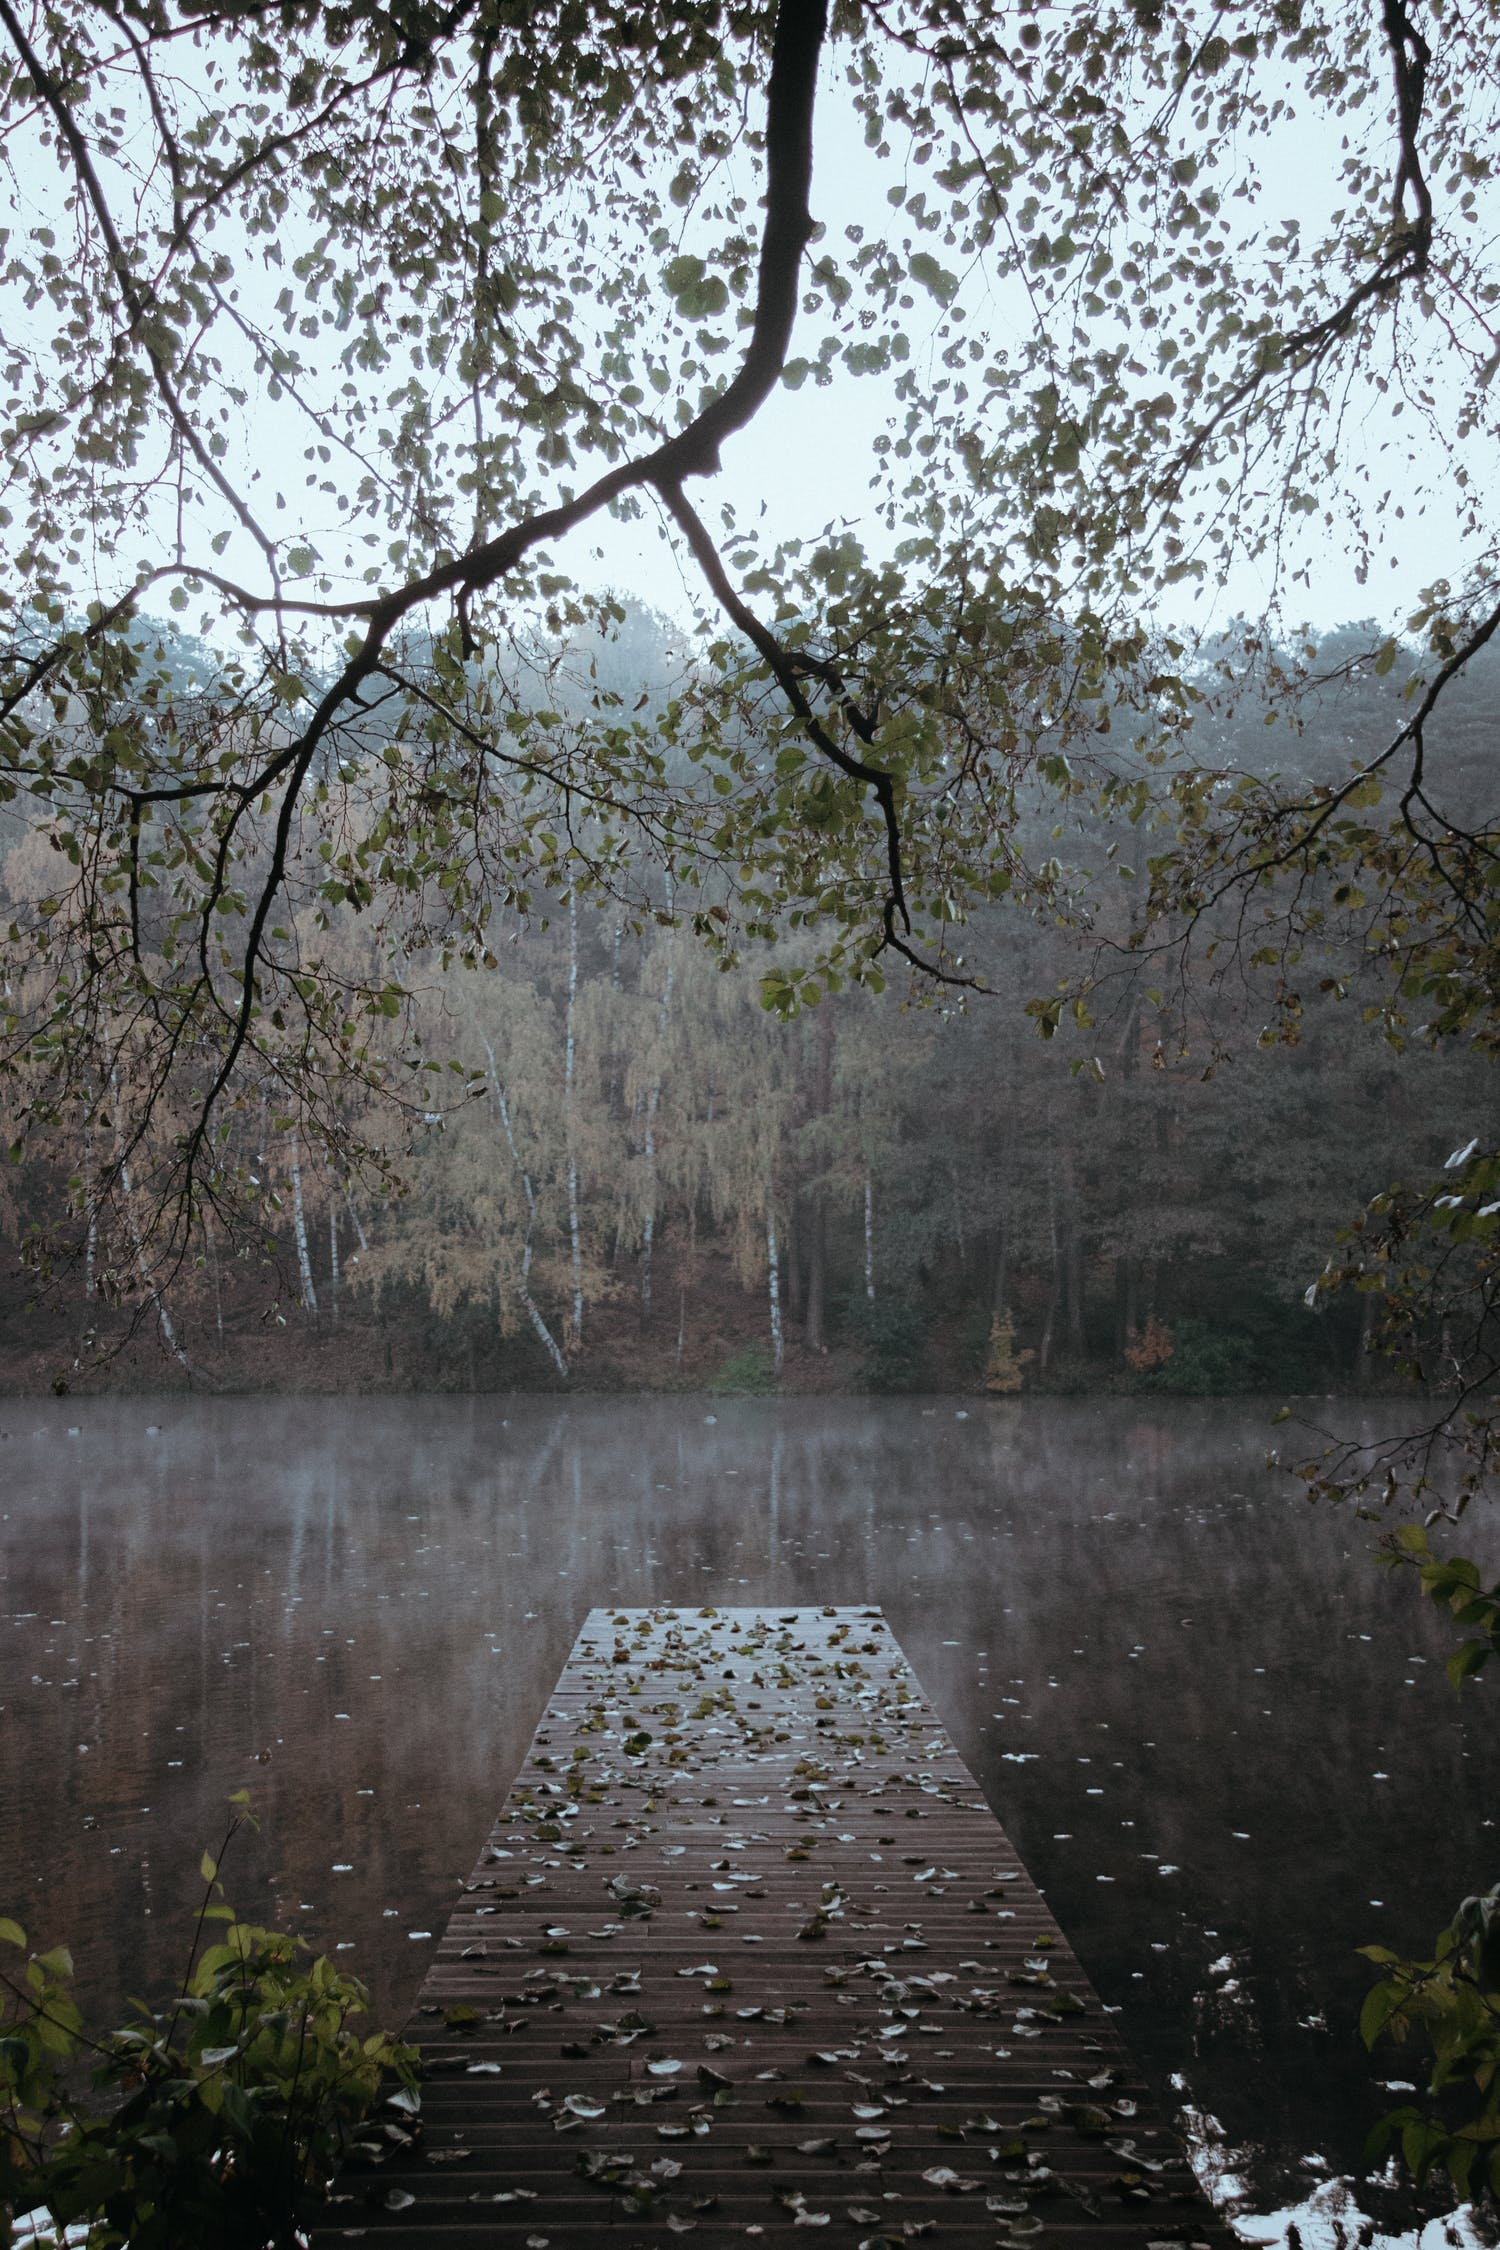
[1360,1979,1406,2048]
[0,1916,25,1948]
[908,252,958,305]
[1446,1639,1489,1691]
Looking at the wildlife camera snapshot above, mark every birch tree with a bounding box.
[0,0,1495,1491]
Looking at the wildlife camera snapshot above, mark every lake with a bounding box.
[1,1394,1494,2246]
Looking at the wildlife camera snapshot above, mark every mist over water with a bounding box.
[1,1393,1493,2239]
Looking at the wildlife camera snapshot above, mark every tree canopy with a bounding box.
[2,0,1499,1491]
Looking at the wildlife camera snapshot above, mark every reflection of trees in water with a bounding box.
[1,1395,1492,2224]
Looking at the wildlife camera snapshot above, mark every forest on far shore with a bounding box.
[2,609,1490,1401]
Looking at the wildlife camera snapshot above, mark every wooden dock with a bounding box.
[315,1606,1233,2247]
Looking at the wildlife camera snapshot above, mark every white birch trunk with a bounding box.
[206,1213,224,1340]
[288,1128,318,1318]
[328,1200,339,1327]
[345,1193,369,1253]
[863,1175,875,1301]
[482,1032,569,1379]
[565,889,583,1347]
[640,914,677,1316]
[766,1210,784,1375]
[641,1087,659,1316]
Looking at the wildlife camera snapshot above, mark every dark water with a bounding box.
[1,1394,1494,2240]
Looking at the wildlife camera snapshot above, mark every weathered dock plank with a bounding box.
[315,1606,1233,2248]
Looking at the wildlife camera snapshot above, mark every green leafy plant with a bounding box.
[1138,1317,1247,1396]
[1359,1531,1500,2205]
[1378,1524,1500,1691]
[708,1342,777,1395]
[1361,1886,1500,2205]
[844,1293,926,1393]
[0,1797,417,2249]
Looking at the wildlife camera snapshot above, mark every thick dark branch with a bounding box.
[654,476,912,938]
[648,0,823,482]
[1125,587,1500,955]
[1158,0,1435,515]
[1382,0,1432,248]
[1392,588,1500,815]
[23,0,847,1201]
[384,0,828,619]
[653,481,986,995]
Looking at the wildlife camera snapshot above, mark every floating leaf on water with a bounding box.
[647,2057,683,2076]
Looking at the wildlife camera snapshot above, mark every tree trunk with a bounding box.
[1060,1149,1085,1355]
[207,1213,224,1341]
[803,1005,833,1348]
[641,1086,660,1316]
[328,1200,340,1328]
[482,1031,569,1379]
[766,1210,784,1376]
[863,1176,875,1302]
[1038,1181,1062,1377]
[1114,1254,1138,1357]
[83,1121,97,1299]
[1357,1288,1376,1387]
[990,1214,1010,1317]
[565,888,583,1348]
[804,1194,826,1352]
[288,1127,319,1320]
[640,916,677,1317]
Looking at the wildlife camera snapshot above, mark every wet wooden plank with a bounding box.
[314,1605,1233,2248]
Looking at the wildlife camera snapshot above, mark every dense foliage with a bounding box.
[0,1807,417,2249]
[1,0,1499,2204]
[0,0,1496,1495]
[4,613,1491,1401]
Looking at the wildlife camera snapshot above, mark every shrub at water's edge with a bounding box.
[0,1802,416,2250]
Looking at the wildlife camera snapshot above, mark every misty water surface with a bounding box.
[0,1393,1494,2235]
